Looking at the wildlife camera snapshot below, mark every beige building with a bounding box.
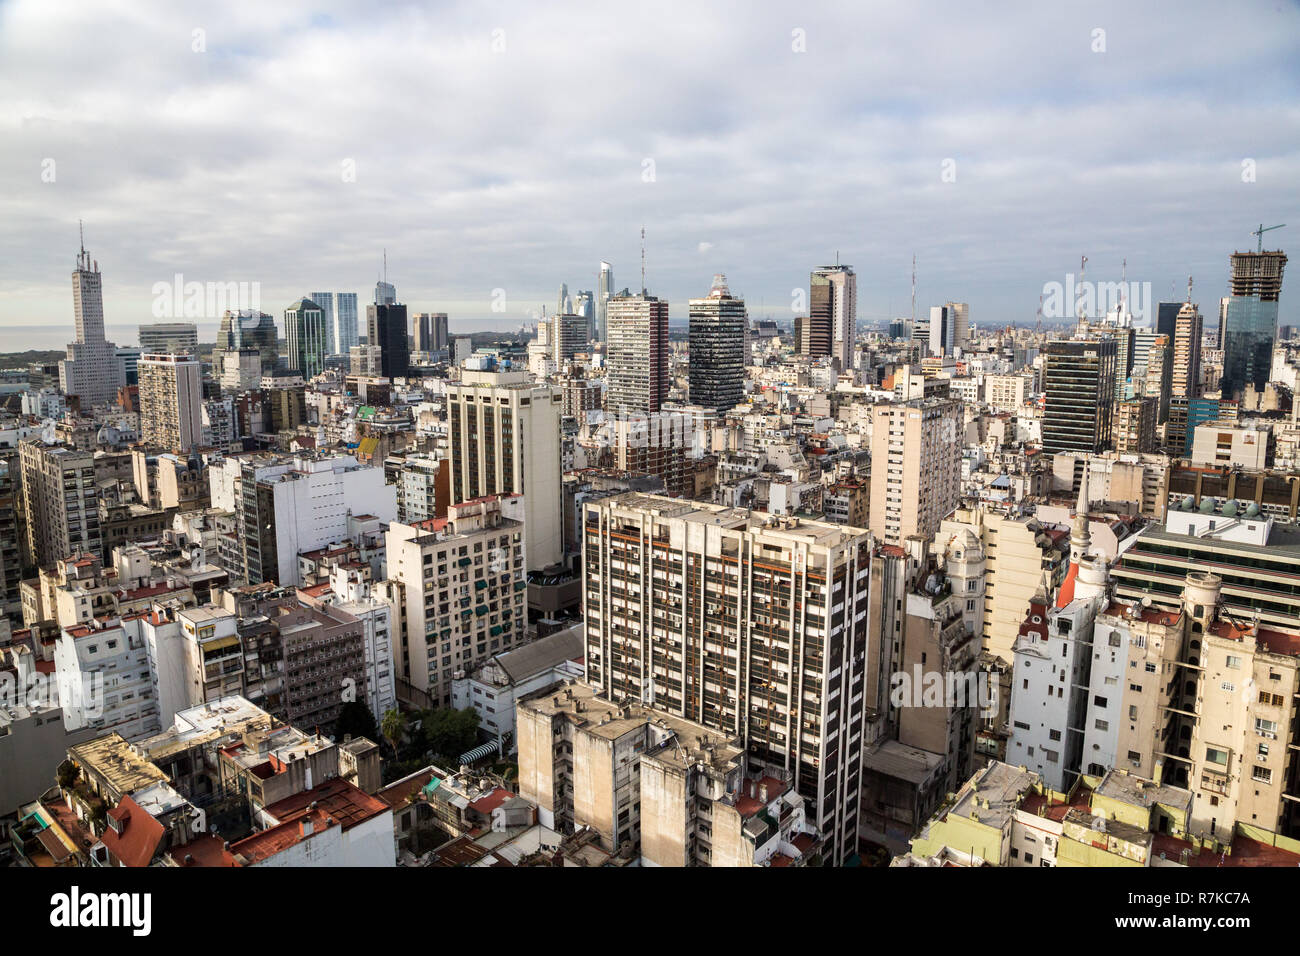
[868,398,961,547]
[517,682,820,866]
[1113,397,1156,454]
[139,352,203,452]
[381,494,528,707]
[19,439,101,570]
[445,369,563,570]
[1189,421,1271,470]
[984,373,1031,411]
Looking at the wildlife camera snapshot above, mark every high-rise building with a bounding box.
[445,370,562,570]
[1171,301,1203,399]
[137,322,198,355]
[946,301,969,352]
[19,440,101,569]
[1112,397,1156,454]
[217,310,279,372]
[335,293,359,354]
[1156,301,1181,341]
[138,352,203,452]
[688,274,747,414]
[605,292,669,416]
[411,312,448,354]
[366,303,410,380]
[1222,249,1287,401]
[375,279,396,306]
[59,237,125,409]
[556,282,569,316]
[928,305,951,358]
[810,264,857,370]
[551,313,588,365]
[579,494,872,864]
[595,261,614,343]
[310,292,336,355]
[868,398,962,547]
[1041,339,1118,453]
[284,299,328,378]
[381,495,528,707]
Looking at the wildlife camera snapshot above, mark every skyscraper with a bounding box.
[217,310,279,372]
[928,305,952,358]
[1221,249,1287,401]
[59,234,125,409]
[946,301,970,352]
[367,302,410,379]
[138,352,203,451]
[137,322,199,355]
[556,282,569,316]
[310,292,337,354]
[335,292,360,354]
[1041,338,1118,453]
[605,291,669,416]
[375,279,396,306]
[284,298,328,378]
[596,261,614,343]
[810,264,857,370]
[688,273,747,413]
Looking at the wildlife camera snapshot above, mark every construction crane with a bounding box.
[1252,223,1285,253]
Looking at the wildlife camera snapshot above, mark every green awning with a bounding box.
[475,605,489,616]
[475,579,487,590]
[490,625,503,636]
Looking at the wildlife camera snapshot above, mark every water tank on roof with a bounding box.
[1222,501,1238,517]
[1246,502,1261,517]
[1199,498,1215,514]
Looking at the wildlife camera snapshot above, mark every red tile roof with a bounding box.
[99,795,165,868]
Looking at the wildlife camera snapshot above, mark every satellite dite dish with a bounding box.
[1141,596,1152,608]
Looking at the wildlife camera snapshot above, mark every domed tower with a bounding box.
[945,527,986,636]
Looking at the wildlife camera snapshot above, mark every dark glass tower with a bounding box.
[1041,338,1118,453]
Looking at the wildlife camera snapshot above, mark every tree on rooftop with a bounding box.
[381,708,407,760]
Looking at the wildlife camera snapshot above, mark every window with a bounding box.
[1220,682,1234,693]
[1226,655,1242,669]
[1130,683,1142,693]
[1095,719,1109,731]
[1255,718,1278,738]
[1252,767,1273,784]
[1049,729,1061,741]
[1205,747,1229,767]
[1145,662,1156,673]
[1128,705,1138,720]
[1093,695,1108,708]
[1127,750,1141,763]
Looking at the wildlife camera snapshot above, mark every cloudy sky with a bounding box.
[1,0,1298,342]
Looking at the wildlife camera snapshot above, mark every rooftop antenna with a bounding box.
[1120,258,1127,314]
[79,219,85,256]
[1187,275,1193,304]
[640,226,646,294]
[383,248,388,285]
[911,253,917,325]
[1252,223,1285,254]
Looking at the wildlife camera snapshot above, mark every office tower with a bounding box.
[116,346,141,387]
[579,494,872,865]
[945,301,969,351]
[0,460,21,622]
[452,337,473,366]
[1111,325,1135,397]
[381,495,528,707]
[19,439,101,568]
[928,305,951,358]
[1222,249,1288,400]
[687,274,747,414]
[411,312,434,353]
[137,322,198,355]
[217,309,280,373]
[1156,301,1181,341]
[795,310,832,358]
[552,313,589,364]
[366,302,410,379]
[595,261,614,343]
[334,292,360,354]
[1217,296,1230,349]
[138,352,202,451]
[419,312,449,353]
[310,292,336,354]
[284,298,328,378]
[605,292,669,416]
[59,236,125,408]
[1141,334,1173,423]
[572,290,594,323]
[556,282,569,316]
[375,279,396,305]
[868,398,962,547]
[445,369,563,570]
[1040,339,1118,453]
[810,264,857,369]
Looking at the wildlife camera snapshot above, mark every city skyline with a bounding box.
[1,1,1297,338]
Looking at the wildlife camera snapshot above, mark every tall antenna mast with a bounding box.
[79,219,85,255]
[1078,255,1088,322]
[640,226,646,294]
[1120,258,1127,314]
[1187,274,1193,304]
[383,248,388,284]
[910,253,916,324]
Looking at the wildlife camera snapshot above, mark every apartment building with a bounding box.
[19,439,101,569]
[382,494,528,707]
[823,476,869,527]
[868,398,962,547]
[580,494,871,864]
[516,682,821,866]
[138,352,203,452]
[1112,397,1156,454]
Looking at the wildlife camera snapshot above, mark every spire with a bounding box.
[1071,459,1091,561]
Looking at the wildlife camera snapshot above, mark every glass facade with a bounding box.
[1220,295,1277,400]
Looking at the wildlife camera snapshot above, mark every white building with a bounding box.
[325,565,396,720]
[54,616,160,741]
